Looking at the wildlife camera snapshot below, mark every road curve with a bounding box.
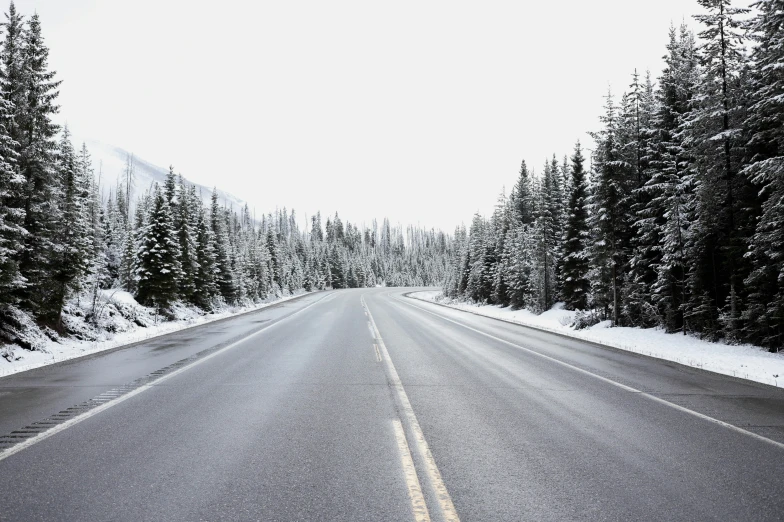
[0,288,782,521]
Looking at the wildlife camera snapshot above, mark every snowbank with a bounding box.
[0,290,308,378]
[408,291,784,388]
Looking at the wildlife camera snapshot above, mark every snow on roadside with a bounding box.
[408,291,784,388]
[0,290,310,378]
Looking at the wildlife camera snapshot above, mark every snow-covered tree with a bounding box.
[135,185,181,311]
[685,0,750,340]
[742,0,784,349]
[561,143,590,310]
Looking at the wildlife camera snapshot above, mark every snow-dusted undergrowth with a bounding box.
[409,291,784,388]
[0,289,308,378]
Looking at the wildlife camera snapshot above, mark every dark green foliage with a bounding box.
[192,205,218,309]
[443,1,784,350]
[135,187,181,311]
[49,128,93,326]
[561,143,590,310]
[14,11,61,320]
[742,0,784,350]
[211,189,235,302]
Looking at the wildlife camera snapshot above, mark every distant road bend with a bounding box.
[0,288,783,521]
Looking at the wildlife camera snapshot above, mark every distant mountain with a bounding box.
[82,139,246,210]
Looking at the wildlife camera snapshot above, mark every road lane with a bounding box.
[364,290,784,521]
[387,292,784,443]
[0,289,419,521]
[0,287,782,521]
[0,292,327,436]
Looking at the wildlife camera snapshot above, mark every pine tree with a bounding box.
[177,178,199,304]
[211,189,235,302]
[626,70,662,326]
[311,212,323,242]
[49,129,93,326]
[685,0,751,341]
[509,160,535,226]
[135,185,181,312]
[0,89,21,309]
[502,161,536,309]
[589,91,634,324]
[561,142,591,310]
[328,244,345,289]
[1,2,25,148]
[119,213,138,293]
[743,0,784,349]
[491,190,511,306]
[193,204,218,309]
[266,228,281,291]
[543,157,564,307]
[15,11,61,319]
[466,213,490,302]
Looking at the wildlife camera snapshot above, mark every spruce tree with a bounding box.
[686,0,750,340]
[491,190,511,306]
[561,142,591,310]
[135,186,181,312]
[193,204,218,309]
[15,12,61,319]
[1,2,25,148]
[0,3,24,310]
[177,178,199,304]
[0,90,21,310]
[466,213,490,302]
[743,0,784,349]
[328,245,345,289]
[50,129,93,326]
[589,91,633,324]
[211,189,235,302]
[626,70,661,326]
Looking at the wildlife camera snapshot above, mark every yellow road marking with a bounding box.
[393,419,431,522]
[362,296,461,522]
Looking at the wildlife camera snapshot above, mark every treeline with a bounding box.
[445,0,784,351]
[106,173,451,312]
[0,2,450,344]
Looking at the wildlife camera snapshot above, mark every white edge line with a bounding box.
[395,296,784,452]
[0,291,322,379]
[0,294,329,463]
[405,293,782,389]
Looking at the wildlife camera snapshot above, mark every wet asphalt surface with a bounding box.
[0,288,782,521]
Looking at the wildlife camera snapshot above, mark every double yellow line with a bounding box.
[362,295,460,522]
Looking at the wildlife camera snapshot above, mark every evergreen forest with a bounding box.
[1,0,784,354]
[443,0,784,351]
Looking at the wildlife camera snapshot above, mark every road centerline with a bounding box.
[362,296,461,522]
[393,418,431,522]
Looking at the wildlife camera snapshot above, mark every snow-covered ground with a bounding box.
[0,290,309,378]
[409,291,784,388]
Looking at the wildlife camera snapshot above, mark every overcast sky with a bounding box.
[11,0,750,232]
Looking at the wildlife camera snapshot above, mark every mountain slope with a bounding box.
[83,139,246,210]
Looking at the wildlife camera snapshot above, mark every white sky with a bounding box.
[12,0,750,232]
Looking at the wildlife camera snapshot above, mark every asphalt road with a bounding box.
[0,288,782,521]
